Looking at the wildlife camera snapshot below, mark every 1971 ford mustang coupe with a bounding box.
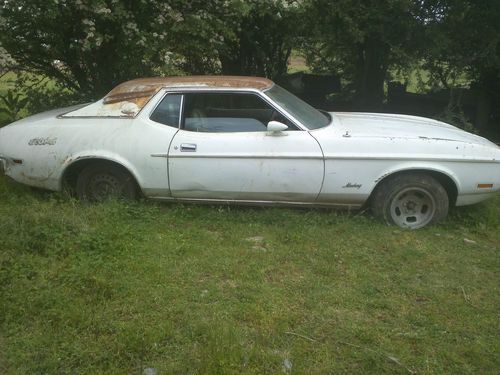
[0,76,499,229]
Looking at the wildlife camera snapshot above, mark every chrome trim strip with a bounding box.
[161,153,499,163]
[168,154,324,160]
[178,93,185,128]
[253,90,305,131]
[147,91,167,122]
[262,85,335,131]
[57,114,134,120]
[148,196,362,209]
[150,153,169,158]
[323,156,500,163]
[150,87,307,131]
[147,92,184,128]
[261,92,313,131]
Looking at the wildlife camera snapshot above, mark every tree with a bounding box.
[166,0,303,79]
[0,0,302,100]
[217,0,302,79]
[0,46,15,76]
[303,0,423,110]
[0,0,178,99]
[420,0,500,130]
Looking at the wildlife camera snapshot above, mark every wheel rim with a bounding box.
[389,187,436,229]
[87,173,122,201]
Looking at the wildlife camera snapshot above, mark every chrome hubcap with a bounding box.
[390,187,436,229]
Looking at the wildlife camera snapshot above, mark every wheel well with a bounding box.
[370,169,458,207]
[62,158,140,194]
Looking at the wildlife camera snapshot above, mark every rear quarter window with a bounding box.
[150,94,182,128]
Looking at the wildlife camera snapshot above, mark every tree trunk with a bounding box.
[475,89,491,132]
[354,39,389,111]
[474,69,499,133]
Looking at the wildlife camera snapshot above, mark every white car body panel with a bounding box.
[310,113,500,206]
[168,129,323,201]
[61,99,141,118]
[1,82,499,211]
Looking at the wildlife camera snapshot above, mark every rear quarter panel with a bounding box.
[0,114,176,195]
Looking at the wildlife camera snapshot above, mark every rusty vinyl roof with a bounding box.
[103,76,274,105]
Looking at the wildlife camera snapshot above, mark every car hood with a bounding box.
[330,112,497,148]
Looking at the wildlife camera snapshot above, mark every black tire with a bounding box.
[370,173,449,229]
[76,163,138,202]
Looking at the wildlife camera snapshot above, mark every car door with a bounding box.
[167,90,324,202]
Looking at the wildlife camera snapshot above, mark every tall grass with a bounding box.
[0,175,499,374]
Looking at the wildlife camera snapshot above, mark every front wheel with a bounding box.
[76,163,138,202]
[370,173,449,229]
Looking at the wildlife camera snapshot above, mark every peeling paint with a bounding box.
[418,136,460,142]
[62,76,274,119]
[63,100,141,118]
[101,76,273,112]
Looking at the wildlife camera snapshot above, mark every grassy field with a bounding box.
[0,174,499,374]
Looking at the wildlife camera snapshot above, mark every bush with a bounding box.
[0,73,84,126]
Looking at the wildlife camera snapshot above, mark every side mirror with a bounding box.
[267,121,288,135]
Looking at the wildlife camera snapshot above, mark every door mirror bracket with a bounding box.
[267,121,288,136]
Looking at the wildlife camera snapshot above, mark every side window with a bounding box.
[150,94,182,127]
[182,92,297,133]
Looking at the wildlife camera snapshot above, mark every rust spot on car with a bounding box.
[103,88,159,105]
[103,76,274,108]
[97,101,141,117]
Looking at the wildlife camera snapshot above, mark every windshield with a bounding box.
[265,85,331,130]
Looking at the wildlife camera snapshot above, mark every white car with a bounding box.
[0,76,499,229]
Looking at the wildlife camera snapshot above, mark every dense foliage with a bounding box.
[302,0,423,109]
[0,0,300,98]
[0,0,499,128]
[1,0,169,98]
[419,0,500,130]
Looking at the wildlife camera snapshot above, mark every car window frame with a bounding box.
[263,85,334,130]
[148,92,184,128]
[147,88,306,132]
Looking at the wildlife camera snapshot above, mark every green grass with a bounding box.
[0,175,499,374]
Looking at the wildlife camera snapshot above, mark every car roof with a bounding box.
[103,76,275,105]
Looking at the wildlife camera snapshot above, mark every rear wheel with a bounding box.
[76,163,137,202]
[371,173,449,229]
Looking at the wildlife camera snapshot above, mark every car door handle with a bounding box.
[180,143,197,152]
